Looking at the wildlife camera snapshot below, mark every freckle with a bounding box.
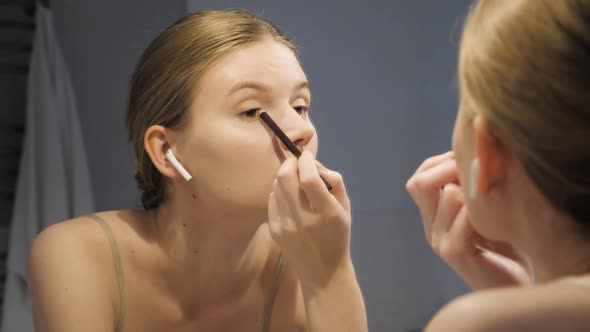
[192,194,197,199]
[194,250,198,254]
[225,187,230,191]
[183,223,186,228]
[131,249,135,255]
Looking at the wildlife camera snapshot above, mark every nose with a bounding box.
[276,108,315,150]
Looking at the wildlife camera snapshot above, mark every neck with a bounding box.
[489,162,590,284]
[513,204,590,283]
[144,195,280,308]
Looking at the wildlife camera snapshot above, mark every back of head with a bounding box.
[459,0,590,228]
[125,10,296,209]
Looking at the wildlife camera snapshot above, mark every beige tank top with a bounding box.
[88,214,288,332]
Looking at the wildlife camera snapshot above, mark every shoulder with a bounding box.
[30,214,105,267]
[28,211,134,331]
[426,281,590,332]
[28,210,146,280]
[29,210,144,261]
[29,212,122,266]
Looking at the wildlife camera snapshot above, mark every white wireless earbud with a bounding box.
[469,158,479,200]
[165,149,192,182]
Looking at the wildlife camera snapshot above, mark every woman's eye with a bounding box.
[241,108,260,118]
[294,106,309,115]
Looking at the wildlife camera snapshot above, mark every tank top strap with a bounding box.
[87,214,126,332]
[262,253,288,332]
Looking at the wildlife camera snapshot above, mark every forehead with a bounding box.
[200,40,307,91]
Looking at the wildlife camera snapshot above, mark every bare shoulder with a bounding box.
[29,210,142,263]
[28,211,134,332]
[29,212,121,267]
[426,280,590,332]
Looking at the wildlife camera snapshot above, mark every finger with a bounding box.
[431,184,464,243]
[446,205,474,249]
[436,205,473,261]
[273,178,294,218]
[407,157,458,199]
[268,192,279,223]
[298,150,334,211]
[267,192,281,237]
[406,152,454,201]
[476,237,532,272]
[315,164,350,212]
[268,189,299,244]
[414,151,454,175]
[275,157,302,213]
[408,159,459,225]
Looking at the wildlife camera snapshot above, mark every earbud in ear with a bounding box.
[469,158,479,200]
[165,149,192,182]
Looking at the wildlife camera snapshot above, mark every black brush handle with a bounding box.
[260,112,333,191]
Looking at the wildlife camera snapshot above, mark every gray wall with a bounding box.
[186,1,473,330]
[52,0,187,210]
[53,1,473,331]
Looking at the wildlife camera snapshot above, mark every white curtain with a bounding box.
[1,4,94,331]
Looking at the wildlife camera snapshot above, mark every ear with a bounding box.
[473,116,507,195]
[144,125,178,180]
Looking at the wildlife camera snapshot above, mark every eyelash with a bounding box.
[241,108,261,118]
[294,106,309,116]
[240,106,309,118]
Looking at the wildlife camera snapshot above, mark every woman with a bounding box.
[407,0,590,331]
[28,10,367,332]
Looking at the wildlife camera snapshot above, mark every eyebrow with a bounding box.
[227,80,310,97]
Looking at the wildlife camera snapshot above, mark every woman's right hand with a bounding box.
[267,150,354,287]
[406,152,535,290]
[267,150,368,331]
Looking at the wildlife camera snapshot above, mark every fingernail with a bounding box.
[315,161,328,173]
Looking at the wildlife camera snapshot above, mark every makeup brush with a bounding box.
[260,112,333,191]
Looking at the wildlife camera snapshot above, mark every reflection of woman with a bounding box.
[408,1,590,330]
[29,10,366,332]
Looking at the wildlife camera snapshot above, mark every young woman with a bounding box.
[28,10,366,332]
[408,1,590,331]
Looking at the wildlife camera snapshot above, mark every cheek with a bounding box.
[452,115,471,192]
[186,126,281,200]
[308,135,319,157]
[305,120,319,155]
[192,128,274,174]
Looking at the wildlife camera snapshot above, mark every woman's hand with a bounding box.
[268,150,352,287]
[406,152,534,290]
[268,150,367,331]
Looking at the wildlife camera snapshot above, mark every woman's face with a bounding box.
[175,39,317,218]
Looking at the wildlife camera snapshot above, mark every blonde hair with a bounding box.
[126,10,296,209]
[459,1,590,225]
